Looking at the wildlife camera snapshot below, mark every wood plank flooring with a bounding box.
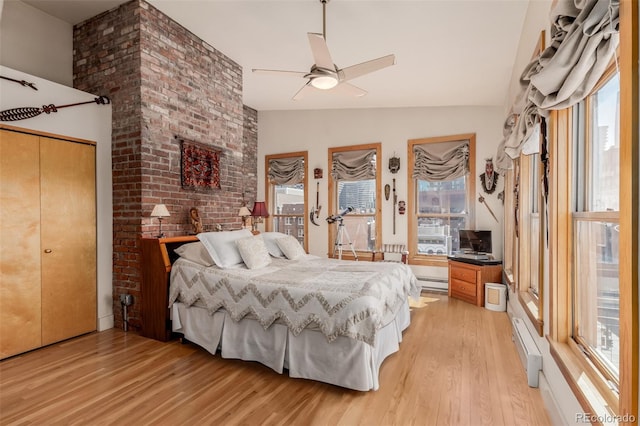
[0,293,551,425]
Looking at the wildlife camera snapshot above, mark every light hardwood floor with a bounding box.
[0,293,551,425]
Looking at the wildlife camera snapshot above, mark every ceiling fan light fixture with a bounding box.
[310,75,338,90]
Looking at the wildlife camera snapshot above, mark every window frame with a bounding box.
[327,143,382,260]
[503,165,518,291]
[264,151,308,251]
[570,68,621,387]
[548,55,636,419]
[407,133,476,267]
[517,149,544,336]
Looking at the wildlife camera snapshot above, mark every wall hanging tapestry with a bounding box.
[180,139,221,190]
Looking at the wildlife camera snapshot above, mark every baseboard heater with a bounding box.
[416,276,448,292]
[512,317,542,387]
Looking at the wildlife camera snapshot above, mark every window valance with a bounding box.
[495,0,619,168]
[412,140,469,182]
[331,149,376,181]
[268,156,305,185]
[529,0,619,110]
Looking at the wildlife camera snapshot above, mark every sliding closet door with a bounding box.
[40,137,96,345]
[0,131,42,358]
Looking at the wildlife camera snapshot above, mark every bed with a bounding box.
[167,230,420,391]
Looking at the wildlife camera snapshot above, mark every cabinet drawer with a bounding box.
[450,266,477,283]
[451,278,477,298]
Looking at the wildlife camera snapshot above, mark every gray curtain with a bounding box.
[530,0,619,110]
[412,140,469,182]
[504,102,544,160]
[268,156,305,185]
[331,149,376,181]
[495,114,517,173]
[495,0,619,167]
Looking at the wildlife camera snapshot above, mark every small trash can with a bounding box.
[485,283,507,311]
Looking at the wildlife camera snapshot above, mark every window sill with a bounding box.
[504,271,515,292]
[548,338,619,422]
[518,291,543,336]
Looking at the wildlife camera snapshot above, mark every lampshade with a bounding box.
[150,204,170,218]
[238,206,251,217]
[251,201,269,218]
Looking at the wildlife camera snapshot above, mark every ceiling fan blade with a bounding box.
[338,54,396,82]
[252,68,308,78]
[307,33,334,70]
[333,82,368,98]
[292,81,314,101]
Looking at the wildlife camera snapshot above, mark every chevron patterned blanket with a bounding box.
[169,256,420,346]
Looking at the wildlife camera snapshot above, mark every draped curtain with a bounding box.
[331,149,376,181]
[268,156,304,185]
[495,0,619,170]
[412,140,469,182]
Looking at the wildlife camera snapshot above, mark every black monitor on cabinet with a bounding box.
[458,229,492,254]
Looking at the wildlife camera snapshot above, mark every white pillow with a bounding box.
[235,235,272,269]
[260,231,287,258]
[197,229,253,268]
[275,235,307,260]
[173,241,214,266]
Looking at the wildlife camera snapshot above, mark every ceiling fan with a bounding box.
[252,0,396,101]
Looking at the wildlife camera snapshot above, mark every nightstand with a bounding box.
[140,235,198,341]
[448,257,502,307]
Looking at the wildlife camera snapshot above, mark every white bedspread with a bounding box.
[169,256,419,346]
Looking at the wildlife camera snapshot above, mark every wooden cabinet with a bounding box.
[140,236,198,341]
[0,127,96,359]
[448,259,502,307]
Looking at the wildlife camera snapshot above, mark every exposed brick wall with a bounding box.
[73,0,257,330]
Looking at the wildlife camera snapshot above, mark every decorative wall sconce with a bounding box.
[314,168,323,179]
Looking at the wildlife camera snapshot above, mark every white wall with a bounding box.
[1,66,114,331]
[258,105,505,280]
[0,0,72,86]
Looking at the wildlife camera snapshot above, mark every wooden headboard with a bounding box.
[140,235,199,341]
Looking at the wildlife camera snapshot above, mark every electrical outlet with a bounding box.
[120,293,133,306]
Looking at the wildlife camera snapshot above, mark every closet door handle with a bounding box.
[44,249,52,253]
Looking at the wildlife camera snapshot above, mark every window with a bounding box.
[503,165,518,289]
[408,134,475,266]
[542,3,635,419]
[572,71,620,383]
[327,143,381,259]
[548,63,625,417]
[265,152,308,249]
[517,141,544,335]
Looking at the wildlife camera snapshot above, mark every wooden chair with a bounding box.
[372,244,408,264]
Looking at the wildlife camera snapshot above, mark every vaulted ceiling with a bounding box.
[22,0,530,111]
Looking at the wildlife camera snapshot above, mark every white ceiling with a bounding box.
[22,0,530,111]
